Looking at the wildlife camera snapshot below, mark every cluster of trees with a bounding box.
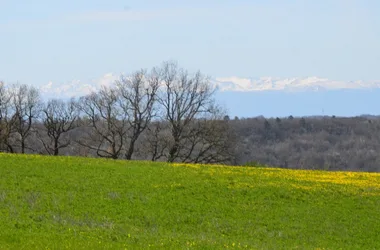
[0,62,234,164]
[2,62,380,172]
[231,115,380,172]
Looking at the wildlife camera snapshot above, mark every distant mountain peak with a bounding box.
[39,73,119,99]
[38,75,380,100]
[213,76,380,92]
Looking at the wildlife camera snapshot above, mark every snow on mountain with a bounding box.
[39,73,119,99]
[38,74,380,100]
[213,76,380,92]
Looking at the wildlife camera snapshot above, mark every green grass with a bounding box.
[0,153,379,249]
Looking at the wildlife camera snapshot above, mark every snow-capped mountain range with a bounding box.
[38,74,380,99]
[40,73,119,99]
[1,74,375,117]
[214,76,380,92]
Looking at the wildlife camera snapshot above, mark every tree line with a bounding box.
[230,115,380,172]
[0,61,234,164]
[2,61,380,172]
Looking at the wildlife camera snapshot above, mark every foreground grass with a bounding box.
[0,154,379,249]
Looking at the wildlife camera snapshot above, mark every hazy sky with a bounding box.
[1,0,380,86]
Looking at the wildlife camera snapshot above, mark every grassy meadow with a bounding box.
[0,153,379,249]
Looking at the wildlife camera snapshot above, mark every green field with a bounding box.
[0,153,379,249]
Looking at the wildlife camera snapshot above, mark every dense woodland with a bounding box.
[1,62,380,172]
[230,115,380,172]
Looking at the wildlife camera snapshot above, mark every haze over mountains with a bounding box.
[38,74,380,118]
[39,75,380,96]
[215,77,380,92]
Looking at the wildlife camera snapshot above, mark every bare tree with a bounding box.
[9,84,41,153]
[0,82,8,149]
[0,81,16,152]
[116,69,160,160]
[178,110,235,164]
[77,87,127,159]
[39,98,79,155]
[156,61,224,163]
[138,120,171,161]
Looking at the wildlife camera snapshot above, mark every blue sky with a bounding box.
[1,0,380,87]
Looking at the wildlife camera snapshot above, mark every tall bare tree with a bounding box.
[0,81,16,152]
[77,87,127,159]
[178,110,235,164]
[156,61,225,163]
[116,69,160,160]
[137,120,171,161]
[10,83,41,153]
[39,98,79,155]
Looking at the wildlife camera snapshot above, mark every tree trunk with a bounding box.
[54,139,59,156]
[125,138,137,160]
[167,138,180,163]
[21,138,25,154]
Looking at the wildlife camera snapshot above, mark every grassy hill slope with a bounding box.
[0,153,379,249]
